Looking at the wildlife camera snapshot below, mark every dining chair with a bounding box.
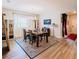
[23,29,30,42]
[28,30,36,44]
[40,27,46,41]
[41,27,50,41]
[23,29,27,41]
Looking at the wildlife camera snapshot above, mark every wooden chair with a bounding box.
[40,27,50,42]
[28,30,36,44]
[23,29,30,42]
[40,27,46,41]
[23,29,27,41]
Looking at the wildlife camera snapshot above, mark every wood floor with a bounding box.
[2,40,29,59]
[34,39,77,59]
[2,38,76,59]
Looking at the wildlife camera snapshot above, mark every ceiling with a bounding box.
[2,0,77,14]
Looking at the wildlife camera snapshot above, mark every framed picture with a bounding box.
[44,19,51,25]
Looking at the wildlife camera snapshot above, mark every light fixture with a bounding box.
[6,0,11,3]
[52,23,58,37]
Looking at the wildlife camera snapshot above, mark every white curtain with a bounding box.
[14,14,35,38]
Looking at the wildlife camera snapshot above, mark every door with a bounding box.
[67,13,77,35]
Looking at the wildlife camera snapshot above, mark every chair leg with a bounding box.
[29,36,36,45]
[23,36,27,41]
[29,39,31,44]
[31,39,33,44]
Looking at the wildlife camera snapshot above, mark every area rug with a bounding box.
[15,37,58,59]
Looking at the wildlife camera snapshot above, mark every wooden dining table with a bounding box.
[26,31,48,47]
[32,31,48,47]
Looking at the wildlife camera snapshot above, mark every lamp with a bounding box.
[52,23,58,37]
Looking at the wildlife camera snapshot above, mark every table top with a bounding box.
[26,31,47,35]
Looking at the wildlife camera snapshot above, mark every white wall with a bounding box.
[39,8,62,38]
[39,2,77,38]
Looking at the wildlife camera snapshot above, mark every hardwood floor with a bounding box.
[2,40,29,59]
[34,39,76,59]
[2,38,76,59]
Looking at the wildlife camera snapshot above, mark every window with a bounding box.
[14,14,35,38]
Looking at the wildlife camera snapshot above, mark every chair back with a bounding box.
[23,29,26,36]
[28,30,32,34]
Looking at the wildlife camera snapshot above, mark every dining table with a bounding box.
[26,31,48,47]
[32,31,48,47]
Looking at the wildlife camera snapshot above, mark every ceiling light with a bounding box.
[6,0,11,3]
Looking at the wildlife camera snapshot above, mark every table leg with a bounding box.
[36,36,39,47]
[46,34,48,43]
